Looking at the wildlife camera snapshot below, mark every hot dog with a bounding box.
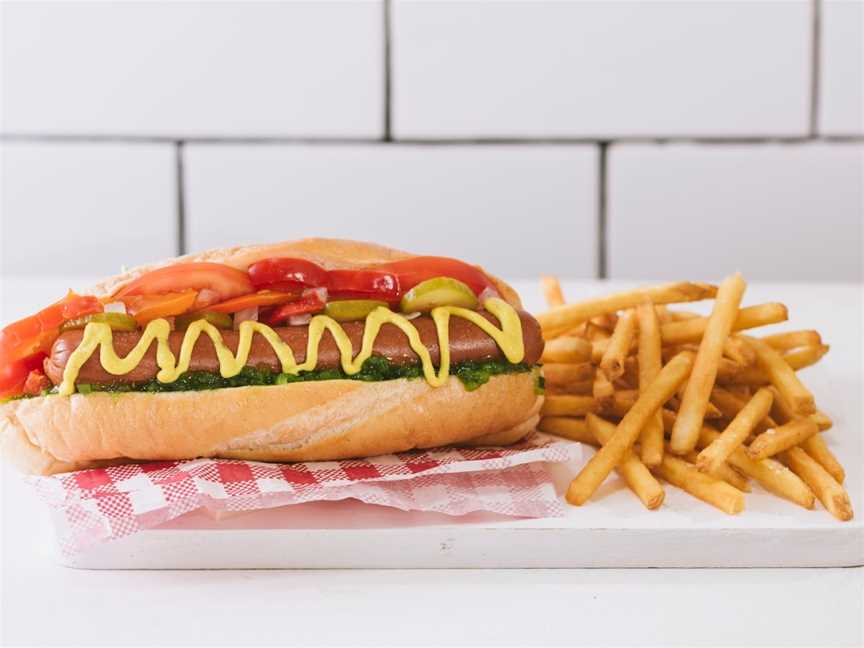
[0,239,546,475]
[44,311,544,386]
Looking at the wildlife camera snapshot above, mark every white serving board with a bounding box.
[56,458,864,569]
[2,278,862,569]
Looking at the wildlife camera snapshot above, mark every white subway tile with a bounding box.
[393,0,811,138]
[184,145,596,277]
[0,143,176,276]
[608,144,863,282]
[1,2,382,137]
[820,0,864,135]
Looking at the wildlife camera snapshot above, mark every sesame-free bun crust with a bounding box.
[0,239,539,475]
[91,238,523,309]
[1,374,541,475]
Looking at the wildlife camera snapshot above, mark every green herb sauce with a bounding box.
[65,356,535,396]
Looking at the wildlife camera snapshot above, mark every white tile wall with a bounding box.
[184,145,597,277]
[393,0,811,138]
[0,2,860,283]
[819,0,864,135]
[0,143,176,276]
[608,143,864,282]
[0,2,383,137]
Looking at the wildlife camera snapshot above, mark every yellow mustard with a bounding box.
[58,297,525,396]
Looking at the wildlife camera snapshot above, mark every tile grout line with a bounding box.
[2,135,862,145]
[810,0,822,136]
[596,143,609,280]
[383,0,393,142]
[175,142,187,256]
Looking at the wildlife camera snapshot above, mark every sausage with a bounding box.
[44,310,544,386]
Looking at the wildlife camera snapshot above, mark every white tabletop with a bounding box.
[1,276,862,646]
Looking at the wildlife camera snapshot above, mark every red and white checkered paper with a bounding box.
[29,433,580,556]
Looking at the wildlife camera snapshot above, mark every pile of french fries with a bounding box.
[537,275,852,521]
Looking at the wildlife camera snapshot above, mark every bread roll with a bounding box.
[0,239,542,475]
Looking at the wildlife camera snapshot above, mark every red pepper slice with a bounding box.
[266,289,327,324]
[0,292,101,365]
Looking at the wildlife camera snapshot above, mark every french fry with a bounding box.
[783,344,831,368]
[548,379,593,396]
[612,377,632,391]
[671,379,723,419]
[746,337,816,415]
[767,386,832,431]
[780,447,853,521]
[810,410,833,431]
[600,310,636,381]
[653,454,745,515]
[541,276,565,308]
[654,305,674,324]
[584,322,611,343]
[666,309,702,321]
[684,451,750,492]
[762,330,823,352]
[697,426,815,509]
[660,303,788,346]
[541,395,596,417]
[587,414,665,510]
[538,282,718,338]
[697,388,774,475]
[747,419,819,461]
[541,336,592,364]
[592,370,615,400]
[621,356,640,390]
[663,347,741,383]
[538,417,596,444]
[726,384,751,399]
[801,434,845,484]
[604,390,678,424]
[661,408,677,432]
[710,387,777,434]
[723,336,755,366]
[764,387,843,481]
[591,313,618,332]
[730,345,830,386]
[636,301,664,466]
[670,273,747,454]
[543,362,595,386]
[566,351,694,505]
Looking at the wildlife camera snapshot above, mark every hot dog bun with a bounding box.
[2,374,541,475]
[0,239,540,476]
[90,238,524,309]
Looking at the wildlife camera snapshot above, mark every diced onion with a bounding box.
[307,287,328,302]
[233,307,258,329]
[288,314,312,326]
[196,288,220,308]
[103,301,127,314]
[403,311,422,320]
[479,287,500,303]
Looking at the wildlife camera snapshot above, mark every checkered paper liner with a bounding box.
[28,433,581,556]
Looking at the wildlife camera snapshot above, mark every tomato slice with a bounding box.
[0,292,102,365]
[267,289,327,324]
[206,290,299,314]
[114,263,254,308]
[248,258,329,292]
[376,257,494,296]
[327,269,400,302]
[121,291,198,324]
